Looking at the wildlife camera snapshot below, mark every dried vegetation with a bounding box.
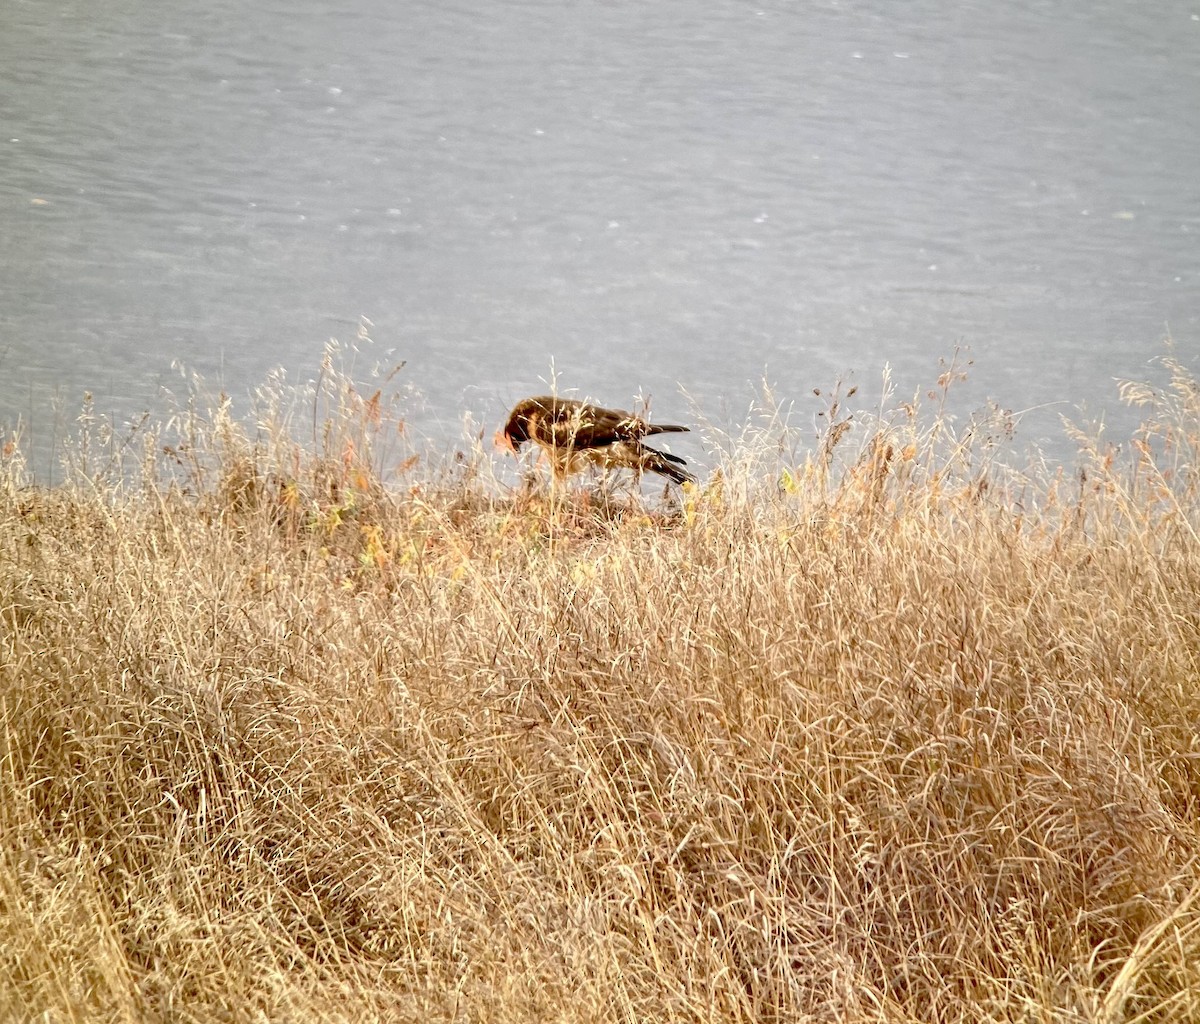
[2,349,1199,1023]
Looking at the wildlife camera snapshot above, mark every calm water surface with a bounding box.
[2,0,1198,473]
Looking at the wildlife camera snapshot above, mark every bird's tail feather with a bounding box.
[643,446,695,485]
[645,423,689,436]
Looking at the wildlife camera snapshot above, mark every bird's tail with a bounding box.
[642,446,695,485]
[645,423,689,436]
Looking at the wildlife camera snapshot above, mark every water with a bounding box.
[2,0,1198,476]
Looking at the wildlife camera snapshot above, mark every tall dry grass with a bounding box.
[2,350,1199,1023]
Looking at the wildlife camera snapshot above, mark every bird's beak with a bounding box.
[494,430,516,453]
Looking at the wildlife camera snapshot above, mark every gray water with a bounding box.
[2,0,1198,475]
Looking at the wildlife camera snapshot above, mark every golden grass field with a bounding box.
[2,351,1199,1023]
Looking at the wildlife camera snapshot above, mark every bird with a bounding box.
[495,396,695,485]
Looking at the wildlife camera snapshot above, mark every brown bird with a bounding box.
[496,396,695,485]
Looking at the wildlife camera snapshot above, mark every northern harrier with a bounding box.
[496,396,695,485]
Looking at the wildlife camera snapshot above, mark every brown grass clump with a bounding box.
[2,351,1200,1023]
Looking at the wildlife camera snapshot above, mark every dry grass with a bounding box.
[2,350,1200,1023]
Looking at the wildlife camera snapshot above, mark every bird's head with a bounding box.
[494,405,531,453]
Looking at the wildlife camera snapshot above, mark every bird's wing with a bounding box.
[533,402,641,449]
[524,398,689,450]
